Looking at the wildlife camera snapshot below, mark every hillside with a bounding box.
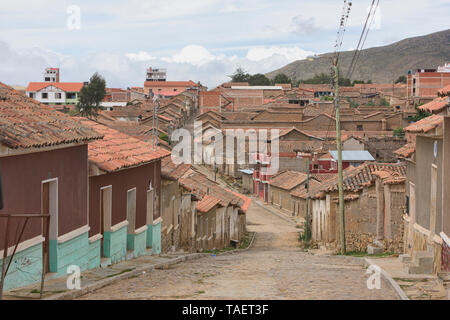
[266,29,450,83]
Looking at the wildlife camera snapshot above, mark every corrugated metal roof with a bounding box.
[329,150,375,161]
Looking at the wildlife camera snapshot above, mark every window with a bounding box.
[42,93,48,99]
[55,93,62,99]
[29,92,34,98]
[66,92,76,99]
[357,125,363,131]
[313,164,319,170]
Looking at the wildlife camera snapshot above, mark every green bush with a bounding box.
[393,128,405,138]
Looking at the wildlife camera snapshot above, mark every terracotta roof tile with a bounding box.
[79,118,170,173]
[196,194,221,213]
[26,82,84,92]
[144,81,198,87]
[394,143,415,158]
[179,170,244,210]
[404,114,443,133]
[161,156,191,180]
[291,179,322,199]
[438,85,450,97]
[0,82,102,149]
[312,162,406,197]
[269,170,307,190]
[226,190,251,213]
[418,97,449,114]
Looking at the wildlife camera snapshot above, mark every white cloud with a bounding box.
[0,40,318,89]
[125,51,156,62]
[162,45,220,66]
[246,46,314,63]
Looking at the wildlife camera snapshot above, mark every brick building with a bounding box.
[407,63,450,99]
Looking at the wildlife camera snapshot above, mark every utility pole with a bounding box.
[333,58,346,254]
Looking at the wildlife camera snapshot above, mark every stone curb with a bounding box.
[364,258,410,300]
[316,254,409,300]
[252,198,297,226]
[45,253,205,300]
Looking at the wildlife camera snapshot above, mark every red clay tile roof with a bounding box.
[372,170,406,185]
[290,179,322,199]
[269,170,307,190]
[179,170,244,209]
[418,97,449,114]
[161,156,191,180]
[278,140,325,153]
[26,82,84,92]
[144,81,198,87]
[438,85,450,97]
[310,173,337,183]
[227,189,251,213]
[196,194,222,213]
[312,162,406,197]
[404,115,443,133]
[394,143,415,158]
[0,82,102,149]
[79,118,170,173]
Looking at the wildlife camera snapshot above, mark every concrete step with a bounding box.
[367,244,383,255]
[399,253,412,263]
[403,261,431,274]
[403,251,434,274]
[437,272,450,287]
[413,251,434,269]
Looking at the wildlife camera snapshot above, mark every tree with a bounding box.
[77,72,106,117]
[393,128,405,138]
[395,75,407,84]
[272,73,292,84]
[248,73,271,86]
[229,67,250,83]
[380,97,390,106]
[407,104,431,122]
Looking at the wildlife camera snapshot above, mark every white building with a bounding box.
[44,68,60,82]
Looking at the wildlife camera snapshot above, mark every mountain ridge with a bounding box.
[266,29,450,83]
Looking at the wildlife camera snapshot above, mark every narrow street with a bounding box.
[79,199,399,300]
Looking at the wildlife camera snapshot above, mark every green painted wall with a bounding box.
[1,242,43,291]
[146,224,153,248]
[51,232,90,276]
[103,226,127,264]
[134,230,147,258]
[152,222,162,254]
[87,239,101,270]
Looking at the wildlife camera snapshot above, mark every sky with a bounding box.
[0,0,449,88]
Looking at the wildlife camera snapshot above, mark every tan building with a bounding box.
[309,163,406,253]
[268,170,307,213]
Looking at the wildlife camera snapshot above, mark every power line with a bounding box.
[346,0,380,80]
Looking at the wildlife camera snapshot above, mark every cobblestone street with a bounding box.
[79,199,399,300]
